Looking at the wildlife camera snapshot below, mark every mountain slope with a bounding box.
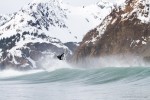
[74,0,150,62]
[0,0,71,70]
[0,0,114,70]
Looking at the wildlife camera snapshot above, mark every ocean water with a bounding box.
[0,66,150,100]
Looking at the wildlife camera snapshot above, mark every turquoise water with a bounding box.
[0,67,150,100]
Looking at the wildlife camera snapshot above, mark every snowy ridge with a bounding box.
[0,0,67,41]
[121,0,150,23]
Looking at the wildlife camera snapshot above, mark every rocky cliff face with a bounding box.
[74,0,150,62]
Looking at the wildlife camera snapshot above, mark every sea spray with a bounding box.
[75,55,150,68]
[38,57,72,72]
[0,69,42,79]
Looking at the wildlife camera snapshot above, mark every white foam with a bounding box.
[0,69,42,79]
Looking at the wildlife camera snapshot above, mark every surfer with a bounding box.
[57,53,65,60]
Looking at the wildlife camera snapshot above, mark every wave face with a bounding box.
[1,67,150,85]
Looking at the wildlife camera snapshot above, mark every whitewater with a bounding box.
[0,57,150,100]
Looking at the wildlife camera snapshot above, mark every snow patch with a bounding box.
[142,41,147,45]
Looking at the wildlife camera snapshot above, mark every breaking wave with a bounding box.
[0,55,150,86]
[0,67,150,85]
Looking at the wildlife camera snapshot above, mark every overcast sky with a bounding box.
[0,0,32,14]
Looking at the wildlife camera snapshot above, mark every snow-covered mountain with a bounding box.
[74,0,150,62]
[0,0,115,70]
[0,0,114,43]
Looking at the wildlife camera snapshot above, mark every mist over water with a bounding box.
[75,55,150,68]
[0,55,150,100]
